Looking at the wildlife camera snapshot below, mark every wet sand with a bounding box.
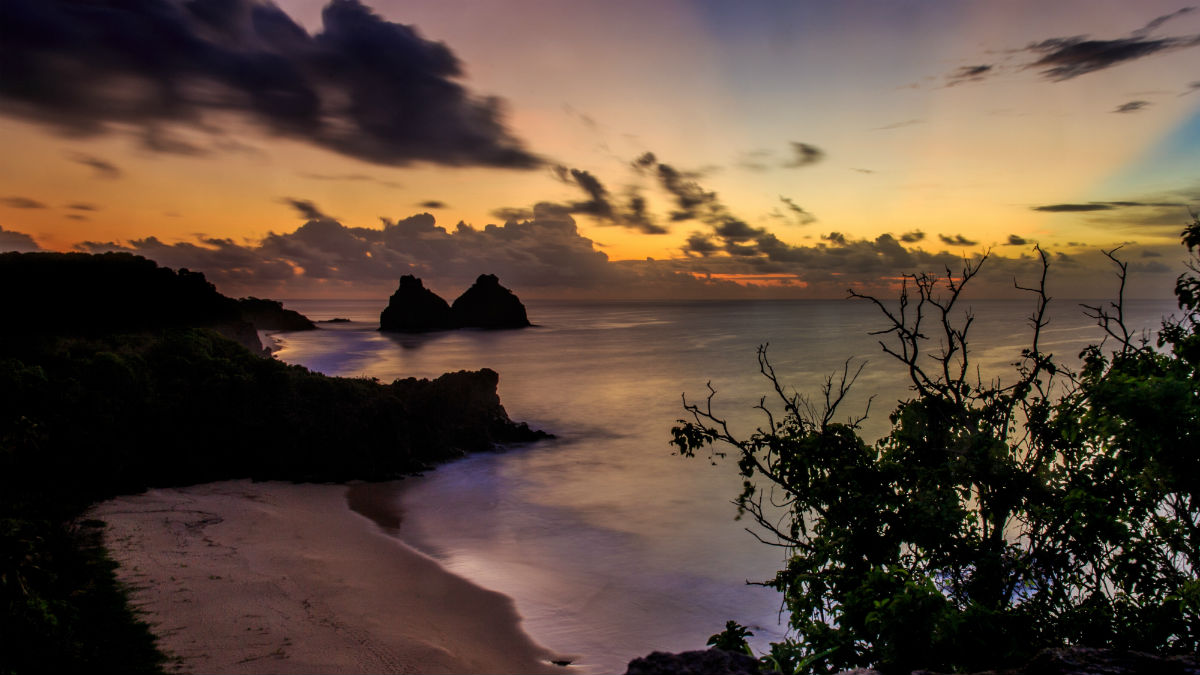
[91,480,566,674]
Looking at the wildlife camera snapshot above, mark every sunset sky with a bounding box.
[2,0,1198,299]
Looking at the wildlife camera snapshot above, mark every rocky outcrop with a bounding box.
[450,274,531,329]
[236,297,316,331]
[379,275,455,332]
[379,274,531,332]
[390,368,550,459]
[624,649,775,675]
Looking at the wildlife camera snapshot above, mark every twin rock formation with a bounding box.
[380,274,530,332]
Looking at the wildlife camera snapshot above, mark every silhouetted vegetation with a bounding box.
[675,218,1200,673]
[0,252,544,674]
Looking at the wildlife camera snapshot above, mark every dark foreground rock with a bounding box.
[623,647,1200,675]
[379,274,455,332]
[451,273,531,329]
[624,649,777,675]
[966,646,1200,675]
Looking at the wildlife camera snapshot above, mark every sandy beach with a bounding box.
[90,480,567,674]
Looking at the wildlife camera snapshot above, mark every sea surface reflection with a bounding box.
[276,297,1176,673]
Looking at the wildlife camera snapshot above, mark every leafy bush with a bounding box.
[674,218,1200,673]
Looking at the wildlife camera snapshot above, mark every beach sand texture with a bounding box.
[90,481,564,674]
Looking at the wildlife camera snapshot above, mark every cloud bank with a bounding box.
[0,0,539,168]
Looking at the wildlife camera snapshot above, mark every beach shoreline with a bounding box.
[90,480,567,675]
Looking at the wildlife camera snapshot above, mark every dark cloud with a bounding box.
[1033,199,1188,212]
[945,64,994,86]
[939,233,979,247]
[0,0,539,168]
[779,196,816,225]
[1132,7,1196,37]
[782,142,825,168]
[0,226,42,252]
[66,214,88,221]
[737,149,772,172]
[1,196,46,209]
[1024,11,1200,82]
[546,166,667,234]
[1033,203,1116,212]
[631,152,658,172]
[67,202,98,211]
[1113,100,1151,113]
[823,232,848,246]
[68,153,122,179]
[298,172,401,189]
[283,198,330,221]
[301,173,373,182]
[684,233,721,257]
[874,119,924,131]
[1184,80,1200,95]
[419,200,447,209]
[899,230,926,243]
[1005,234,1029,246]
[491,207,533,222]
[1142,249,1163,257]
[656,162,720,221]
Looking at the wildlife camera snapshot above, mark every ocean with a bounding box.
[273,296,1178,673]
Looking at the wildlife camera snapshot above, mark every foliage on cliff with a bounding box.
[675,218,1200,674]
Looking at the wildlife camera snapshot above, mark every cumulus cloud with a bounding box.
[419,200,447,209]
[2,196,47,209]
[1005,234,1029,246]
[899,230,926,243]
[0,0,539,168]
[73,204,754,298]
[939,233,979,247]
[0,226,41,252]
[1113,100,1152,113]
[782,142,825,168]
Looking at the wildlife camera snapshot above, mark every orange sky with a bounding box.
[1,0,1198,298]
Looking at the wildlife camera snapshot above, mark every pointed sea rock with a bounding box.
[450,274,531,329]
[379,275,454,332]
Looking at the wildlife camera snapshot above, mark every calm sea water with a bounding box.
[274,297,1177,673]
